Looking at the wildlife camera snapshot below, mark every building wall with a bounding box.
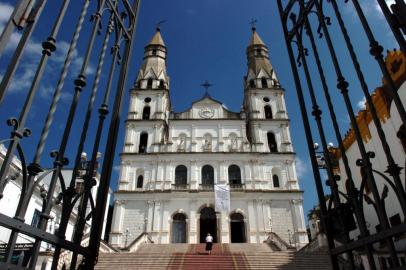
[110,28,308,250]
[109,192,304,247]
[334,51,406,262]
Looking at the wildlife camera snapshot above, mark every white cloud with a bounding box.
[39,85,72,103]
[295,157,308,178]
[0,3,22,51]
[0,2,13,25]
[0,7,95,97]
[357,97,366,110]
[374,0,396,13]
[7,63,36,93]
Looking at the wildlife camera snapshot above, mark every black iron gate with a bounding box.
[0,0,140,269]
[278,0,406,269]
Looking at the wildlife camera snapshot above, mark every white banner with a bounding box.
[215,184,230,212]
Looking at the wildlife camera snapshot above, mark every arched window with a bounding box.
[147,78,153,88]
[264,105,272,119]
[249,79,255,88]
[397,124,406,154]
[137,175,143,188]
[139,133,148,153]
[228,165,241,185]
[172,213,187,243]
[201,165,214,186]
[267,132,278,152]
[230,212,246,243]
[256,49,261,56]
[160,79,165,89]
[273,174,280,188]
[175,165,187,186]
[142,106,150,120]
[261,77,268,88]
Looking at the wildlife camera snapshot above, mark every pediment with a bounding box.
[173,95,240,120]
[192,96,223,107]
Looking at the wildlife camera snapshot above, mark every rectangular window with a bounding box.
[31,209,41,228]
[390,214,403,238]
[379,257,387,269]
[400,257,406,266]
[375,224,386,245]
[390,214,401,227]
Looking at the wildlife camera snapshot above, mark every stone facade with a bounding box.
[109,27,308,249]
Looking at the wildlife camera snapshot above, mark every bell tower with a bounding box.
[243,27,291,152]
[125,28,171,154]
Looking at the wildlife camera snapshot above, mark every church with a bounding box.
[109,26,308,249]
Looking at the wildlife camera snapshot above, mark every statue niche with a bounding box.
[177,134,186,152]
[203,134,212,152]
[229,133,238,152]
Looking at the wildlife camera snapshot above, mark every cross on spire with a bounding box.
[250,19,257,32]
[201,80,213,97]
[156,20,167,31]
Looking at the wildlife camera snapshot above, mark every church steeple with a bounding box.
[245,27,279,89]
[135,28,169,90]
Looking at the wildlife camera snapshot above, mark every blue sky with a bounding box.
[0,0,398,220]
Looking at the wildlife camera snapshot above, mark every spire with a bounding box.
[135,28,169,90]
[147,27,166,47]
[249,27,265,46]
[245,27,279,89]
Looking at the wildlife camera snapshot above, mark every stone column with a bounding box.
[219,160,226,185]
[158,201,165,243]
[154,201,162,242]
[256,199,265,242]
[118,163,128,190]
[148,162,156,190]
[190,160,198,190]
[253,124,261,146]
[191,125,196,151]
[156,93,163,119]
[220,211,229,243]
[250,93,257,119]
[281,169,288,189]
[247,200,257,243]
[244,162,252,188]
[241,124,247,152]
[218,124,224,151]
[110,200,126,246]
[128,93,136,119]
[189,200,197,243]
[163,161,171,190]
[266,200,272,232]
[147,200,154,233]
[291,199,307,247]
[162,200,170,244]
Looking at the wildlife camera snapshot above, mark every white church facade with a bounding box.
[109,27,308,248]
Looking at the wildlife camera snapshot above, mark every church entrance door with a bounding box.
[172,213,187,243]
[230,213,246,243]
[199,207,217,243]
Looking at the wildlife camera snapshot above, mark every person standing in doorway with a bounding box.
[205,233,213,255]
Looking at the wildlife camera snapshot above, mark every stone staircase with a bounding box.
[95,243,333,269]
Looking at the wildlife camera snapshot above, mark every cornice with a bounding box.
[120,151,296,156]
[114,189,304,195]
[341,50,405,153]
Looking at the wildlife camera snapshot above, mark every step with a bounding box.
[94,243,332,270]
